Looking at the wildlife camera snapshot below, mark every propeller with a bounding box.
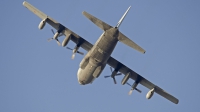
[47,29,63,46]
[126,82,142,95]
[104,67,122,84]
[66,47,84,59]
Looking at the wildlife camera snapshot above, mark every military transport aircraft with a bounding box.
[23,1,179,104]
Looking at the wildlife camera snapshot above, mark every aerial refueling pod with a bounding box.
[146,88,155,99]
[121,72,130,85]
[38,19,46,30]
[62,34,71,47]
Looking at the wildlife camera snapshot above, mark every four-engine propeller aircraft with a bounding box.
[23,1,179,104]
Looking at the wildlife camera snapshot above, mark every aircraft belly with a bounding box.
[97,32,118,54]
[90,36,118,64]
[78,28,118,85]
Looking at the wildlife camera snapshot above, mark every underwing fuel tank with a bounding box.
[146,88,155,99]
[38,19,46,30]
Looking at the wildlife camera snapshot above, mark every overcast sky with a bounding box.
[1,0,200,112]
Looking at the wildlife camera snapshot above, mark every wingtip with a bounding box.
[23,1,26,6]
[82,11,86,15]
[175,99,179,104]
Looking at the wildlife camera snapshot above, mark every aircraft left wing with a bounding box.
[23,1,178,104]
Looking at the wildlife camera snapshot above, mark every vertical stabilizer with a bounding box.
[116,6,131,28]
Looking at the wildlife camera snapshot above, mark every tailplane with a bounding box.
[82,7,145,54]
[118,32,146,54]
[82,11,112,31]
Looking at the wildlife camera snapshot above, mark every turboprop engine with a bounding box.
[146,88,155,99]
[47,24,65,46]
[38,19,46,30]
[104,67,122,84]
[47,31,61,45]
[121,72,130,85]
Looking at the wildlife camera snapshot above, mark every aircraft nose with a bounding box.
[78,80,85,85]
[77,68,84,85]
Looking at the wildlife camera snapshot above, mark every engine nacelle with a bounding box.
[62,34,71,47]
[121,72,130,85]
[38,19,46,30]
[146,88,155,99]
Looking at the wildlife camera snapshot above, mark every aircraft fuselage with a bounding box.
[77,28,119,85]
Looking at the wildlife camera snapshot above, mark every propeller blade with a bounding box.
[66,47,73,50]
[135,88,142,93]
[116,73,122,76]
[77,51,84,55]
[59,33,64,37]
[128,89,133,95]
[104,76,111,78]
[126,82,131,87]
[56,40,61,46]
[113,77,117,84]
[110,67,113,72]
[47,38,53,42]
[66,47,84,59]
[72,53,75,59]
[51,29,55,34]
[126,83,142,93]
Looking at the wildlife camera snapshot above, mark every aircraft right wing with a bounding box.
[107,57,179,104]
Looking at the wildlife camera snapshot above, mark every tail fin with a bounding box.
[83,7,146,54]
[116,6,131,28]
[116,6,145,54]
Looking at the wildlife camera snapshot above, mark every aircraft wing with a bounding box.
[107,57,179,104]
[23,1,92,51]
[23,1,178,104]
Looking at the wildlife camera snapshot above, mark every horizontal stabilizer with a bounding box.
[82,11,112,31]
[118,32,146,54]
